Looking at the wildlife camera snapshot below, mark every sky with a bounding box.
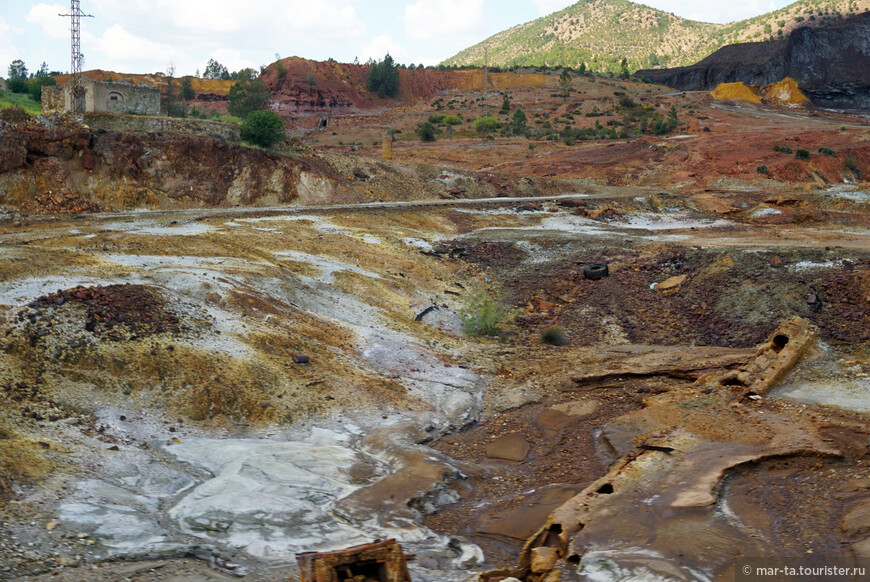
[2,0,793,78]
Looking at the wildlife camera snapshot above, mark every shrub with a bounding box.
[417,121,436,142]
[542,326,569,346]
[511,108,528,135]
[818,147,835,157]
[845,156,861,175]
[428,113,446,124]
[240,110,285,148]
[460,291,514,337]
[774,144,793,154]
[757,165,769,174]
[227,79,270,118]
[474,115,500,133]
[27,77,56,101]
[275,61,287,80]
[443,115,462,126]
[795,149,810,160]
[7,77,29,94]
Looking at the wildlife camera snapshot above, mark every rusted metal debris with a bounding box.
[296,539,411,582]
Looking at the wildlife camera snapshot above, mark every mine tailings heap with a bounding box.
[637,11,870,110]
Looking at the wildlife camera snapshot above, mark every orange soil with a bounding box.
[53,70,235,95]
[711,82,762,104]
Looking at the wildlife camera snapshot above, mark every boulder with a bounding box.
[843,501,870,537]
[485,433,530,462]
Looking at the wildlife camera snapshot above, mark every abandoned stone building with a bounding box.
[0,77,7,92]
[42,76,160,115]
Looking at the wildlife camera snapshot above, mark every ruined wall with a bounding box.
[82,79,160,115]
[51,78,161,115]
[41,86,64,114]
[0,78,7,92]
[83,113,241,141]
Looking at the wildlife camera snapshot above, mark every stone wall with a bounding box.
[41,86,65,114]
[80,78,161,115]
[83,112,241,141]
[0,78,7,92]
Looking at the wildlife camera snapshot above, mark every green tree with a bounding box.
[34,62,50,78]
[620,58,630,79]
[367,53,400,98]
[558,69,573,98]
[417,121,436,142]
[203,58,229,80]
[499,92,511,114]
[8,59,28,80]
[241,110,285,148]
[236,68,258,83]
[28,76,57,101]
[667,105,678,127]
[180,77,195,101]
[511,108,528,134]
[227,78,270,118]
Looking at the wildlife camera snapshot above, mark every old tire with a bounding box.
[584,264,609,280]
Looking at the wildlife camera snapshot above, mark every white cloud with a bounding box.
[358,35,409,64]
[281,1,364,38]
[89,0,363,37]
[0,17,18,74]
[77,0,365,73]
[403,0,486,41]
[84,25,177,73]
[26,4,71,41]
[531,0,575,16]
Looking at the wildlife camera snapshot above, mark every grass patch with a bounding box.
[0,91,41,116]
[460,290,515,337]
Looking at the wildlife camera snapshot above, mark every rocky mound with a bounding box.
[710,78,809,107]
[261,57,459,115]
[638,12,870,110]
[762,77,810,107]
[711,82,762,104]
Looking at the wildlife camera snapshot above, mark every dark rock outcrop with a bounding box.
[637,12,870,110]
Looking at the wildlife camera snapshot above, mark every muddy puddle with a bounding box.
[773,344,870,413]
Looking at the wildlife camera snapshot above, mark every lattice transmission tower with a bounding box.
[59,1,93,113]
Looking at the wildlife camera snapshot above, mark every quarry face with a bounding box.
[1,72,870,582]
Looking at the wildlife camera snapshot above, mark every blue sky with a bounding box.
[2,0,793,77]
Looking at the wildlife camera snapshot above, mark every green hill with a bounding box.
[443,0,870,73]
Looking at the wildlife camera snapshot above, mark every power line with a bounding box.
[59,1,93,113]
